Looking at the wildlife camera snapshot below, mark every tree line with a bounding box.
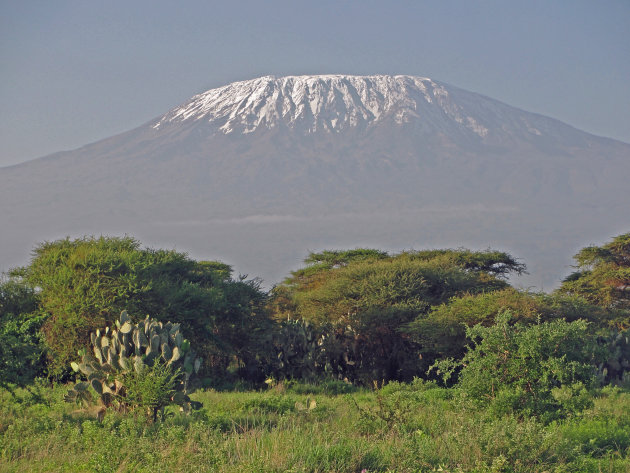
[1,233,629,393]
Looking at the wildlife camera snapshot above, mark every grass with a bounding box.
[0,381,628,472]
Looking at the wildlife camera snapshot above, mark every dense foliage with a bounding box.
[12,237,269,377]
[269,248,524,384]
[0,278,46,389]
[559,233,630,319]
[431,312,604,421]
[3,234,630,388]
[405,288,614,362]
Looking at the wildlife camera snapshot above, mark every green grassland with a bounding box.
[2,381,629,473]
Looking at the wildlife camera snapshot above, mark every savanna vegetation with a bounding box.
[1,233,629,472]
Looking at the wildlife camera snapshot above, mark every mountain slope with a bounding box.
[1,75,629,287]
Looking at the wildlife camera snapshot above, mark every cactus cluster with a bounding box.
[65,310,202,413]
[272,319,359,382]
[598,328,630,384]
[274,319,320,380]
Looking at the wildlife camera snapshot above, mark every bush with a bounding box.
[404,288,542,362]
[122,360,181,421]
[430,311,604,421]
[0,278,46,388]
[405,289,617,372]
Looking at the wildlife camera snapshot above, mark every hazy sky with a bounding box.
[1,0,629,167]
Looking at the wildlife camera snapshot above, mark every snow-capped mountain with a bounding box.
[1,75,629,288]
[152,75,491,136]
[150,74,589,147]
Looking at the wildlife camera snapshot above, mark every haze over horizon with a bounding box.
[1,0,629,167]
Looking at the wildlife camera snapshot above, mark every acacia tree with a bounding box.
[269,248,524,383]
[559,233,630,322]
[14,236,269,377]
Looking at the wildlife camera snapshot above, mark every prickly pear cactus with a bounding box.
[598,328,630,385]
[273,319,320,380]
[65,310,203,413]
[271,319,359,382]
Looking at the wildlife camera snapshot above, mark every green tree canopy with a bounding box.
[14,236,268,377]
[396,248,526,278]
[269,248,523,383]
[273,248,524,321]
[404,288,613,361]
[0,277,46,388]
[558,233,630,324]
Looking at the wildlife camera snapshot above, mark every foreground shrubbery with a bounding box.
[431,312,603,422]
[268,248,525,384]
[0,279,45,390]
[1,382,629,472]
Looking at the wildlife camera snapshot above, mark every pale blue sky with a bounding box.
[1,0,629,167]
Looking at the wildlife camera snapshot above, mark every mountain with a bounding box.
[2,74,629,287]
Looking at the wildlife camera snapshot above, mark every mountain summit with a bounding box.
[150,74,585,146]
[153,75,489,137]
[1,74,629,287]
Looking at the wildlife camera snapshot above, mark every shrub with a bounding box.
[430,311,604,421]
[0,278,46,389]
[405,289,617,373]
[122,360,181,421]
